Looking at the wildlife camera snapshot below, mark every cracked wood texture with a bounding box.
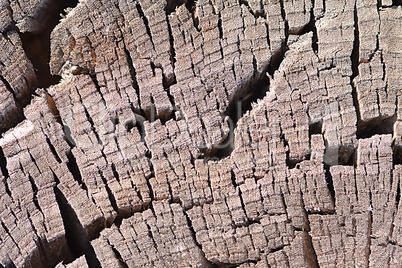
[0,0,401,267]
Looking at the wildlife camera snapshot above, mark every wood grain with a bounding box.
[0,0,401,267]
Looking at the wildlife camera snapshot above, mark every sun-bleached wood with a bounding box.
[0,0,401,267]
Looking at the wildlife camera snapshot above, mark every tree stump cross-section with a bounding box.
[0,0,401,267]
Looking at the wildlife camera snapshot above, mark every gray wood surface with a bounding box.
[0,0,401,267]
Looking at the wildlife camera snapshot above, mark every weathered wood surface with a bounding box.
[0,0,401,267]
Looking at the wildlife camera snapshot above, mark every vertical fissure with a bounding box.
[122,47,143,115]
[298,5,318,53]
[89,75,107,108]
[54,176,100,268]
[0,74,17,100]
[74,87,103,146]
[351,2,361,126]
[0,147,9,179]
[165,15,178,87]
[279,0,290,42]
[303,230,319,268]
[27,174,41,214]
[98,169,119,214]
[324,165,336,207]
[110,244,128,268]
[66,152,88,191]
[45,137,62,163]
[183,210,213,266]
[136,3,155,50]
[396,177,401,207]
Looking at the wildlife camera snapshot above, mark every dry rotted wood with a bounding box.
[0,0,401,267]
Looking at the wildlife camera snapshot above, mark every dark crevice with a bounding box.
[303,231,319,268]
[54,181,100,268]
[393,143,402,166]
[207,129,234,160]
[357,115,397,139]
[0,2,16,33]
[283,134,311,169]
[298,7,318,53]
[19,0,79,89]
[322,0,326,14]
[0,147,9,179]
[75,88,103,146]
[269,245,286,254]
[41,90,63,125]
[1,0,78,135]
[122,48,143,116]
[0,222,22,267]
[279,0,290,43]
[240,0,265,18]
[392,0,402,5]
[20,32,61,88]
[66,152,87,191]
[63,125,76,147]
[183,211,216,267]
[27,174,41,213]
[162,66,177,89]
[287,156,311,170]
[351,2,361,127]
[309,120,322,137]
[0,74,17,100]
[166,0,199,29]
[165,12,177,83]
[217,17,223,39]
[267,43,288,78]
[396,177,401,206]
[135,117,146,142]
[324,165,336,207]
[89,75,107,108]
[45,137,62,163]
[323,131,356,166]
[98,169,119,214]
[166,0,186,14]
[237,260,258,267]
[110,245,128,268]
[111,163,120,183]
[281,133,290,168]
[145,158,156,198]
[367,191,373,267]
[307,210,335,215]
[136,3,155,49]
[124,120,135,133]
[0,74,25,134]
[186,0,199,31]
[113,216,124,228]
[338,145,357,166]
[225,69,270,129]
[0,150,12,199]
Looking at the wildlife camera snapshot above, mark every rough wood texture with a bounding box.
[0,0,401,267]
[0,0,64,33]
[0,30,37,133]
